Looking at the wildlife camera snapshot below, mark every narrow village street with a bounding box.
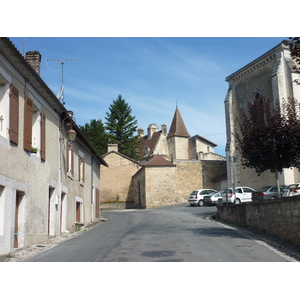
[8,204,300,262]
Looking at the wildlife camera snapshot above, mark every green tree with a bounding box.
[236,97,300,198]
[79,119,108,155]
[105,94,140,159]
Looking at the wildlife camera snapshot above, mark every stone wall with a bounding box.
[100,201,135,210]
[144,166,177,208]
[216,196,300,245]
[100,152,141,202]
[202,160,227,191]
[175,160,204,202]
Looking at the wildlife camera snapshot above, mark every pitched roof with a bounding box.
[143,155,175,167]
[195,135,218,147]
[167,108,190,138]
[102,150,141,166]
[138,130,162,157]
[0,38,108,167]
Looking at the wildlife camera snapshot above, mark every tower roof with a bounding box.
[167,108,190,138]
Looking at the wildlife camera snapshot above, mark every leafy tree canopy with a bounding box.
[79,119,108,155]
[236,97,300,176]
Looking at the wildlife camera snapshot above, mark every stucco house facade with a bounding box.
[224,42,300,191]
[0,37,107,256]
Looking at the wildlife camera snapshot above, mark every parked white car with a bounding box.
[188,189,217,206]
[282,183,300,197]
[222,186,255,204]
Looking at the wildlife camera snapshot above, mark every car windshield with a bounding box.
[256,186,272,192]
[190,191,198,195]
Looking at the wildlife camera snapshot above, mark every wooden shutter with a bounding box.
[9,84,19,144]
[66,141,74,175]
[40,112,46,161]
[66,141,70,172]
[79,157,85,182]
[71,148,74,175]
[95,188,100,218]
[23,96,33,151]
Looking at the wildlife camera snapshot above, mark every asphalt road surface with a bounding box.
[25,204,295,262]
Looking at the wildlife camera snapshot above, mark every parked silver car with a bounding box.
[252,185,288,201]
[222,186,255,204]
[188,189,217,206]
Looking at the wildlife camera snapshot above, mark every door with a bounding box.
[76,202,81,223]
[14,192,22,248]
[241,187,254,202]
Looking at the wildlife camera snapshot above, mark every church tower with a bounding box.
[167,107,190,161]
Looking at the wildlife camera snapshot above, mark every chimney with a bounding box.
[138,128,144,137]
[108,141,118,152]
[161,124,167,134]
[147,123,158,139]
[25,51,41,75]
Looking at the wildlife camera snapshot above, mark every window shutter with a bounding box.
[71,148,74,175]
[23,96,33,151]
[66,141,74,175]
[40,112,46,161]
[66,141,69,172]
[95,188,100,218]
[9,84,19,144]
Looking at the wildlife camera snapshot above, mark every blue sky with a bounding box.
[9,37,285,156]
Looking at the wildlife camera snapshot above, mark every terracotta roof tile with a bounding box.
[144,155,175,167]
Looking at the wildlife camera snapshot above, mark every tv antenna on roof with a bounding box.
[45,58,81,105]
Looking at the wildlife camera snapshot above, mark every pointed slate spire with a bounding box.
[167,107,190,138]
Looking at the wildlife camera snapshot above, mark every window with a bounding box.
[23,96,33,151]
[40,112,46,161]
[23,96,46,160]
[0,67,11,142]
[9,84,19,144]
[78,150,85,184]
[66,142,74,177]
[0,185,5,236]
[79,156,85,184]
[75,196,83,223]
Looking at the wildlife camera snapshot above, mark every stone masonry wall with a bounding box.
[145,166,177,208]
[217,196,300,245]
[202,160,227,191]
[175,160,203,203]
[100,152,141,202]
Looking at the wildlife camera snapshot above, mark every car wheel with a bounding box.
[198,200,204,206]
[270,196,275,200]
[234,198,240,204]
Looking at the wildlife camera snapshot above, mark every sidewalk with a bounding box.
[1,218,107,262]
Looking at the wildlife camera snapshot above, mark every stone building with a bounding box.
[224,42,300,191]
[100,142,141,204]
[101,106,226,209]
[134,107,226,208]
[0,38,107,256]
